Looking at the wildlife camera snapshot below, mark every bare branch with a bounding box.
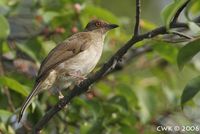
[134,0,141,36]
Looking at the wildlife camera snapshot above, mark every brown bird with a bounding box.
[18,19,118,122]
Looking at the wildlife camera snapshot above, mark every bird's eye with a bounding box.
[95,22,101,27]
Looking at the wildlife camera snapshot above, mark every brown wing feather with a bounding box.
[36,32,92,83]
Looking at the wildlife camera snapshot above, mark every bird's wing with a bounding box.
[36,32,92,83]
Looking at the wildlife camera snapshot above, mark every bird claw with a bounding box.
[58,91,64,99]
[69,71,86,80]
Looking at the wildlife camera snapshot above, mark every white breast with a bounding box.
[57,33,104,76]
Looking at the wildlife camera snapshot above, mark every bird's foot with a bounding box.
[58,91,64,99]
[69,71,86,81]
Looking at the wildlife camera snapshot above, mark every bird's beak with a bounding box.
[107,24,119,30]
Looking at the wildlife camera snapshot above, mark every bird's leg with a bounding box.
[54,86,64,99]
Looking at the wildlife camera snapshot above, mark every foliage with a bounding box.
[0,0,200,134]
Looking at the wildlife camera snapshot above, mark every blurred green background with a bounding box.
[1,0,200,133]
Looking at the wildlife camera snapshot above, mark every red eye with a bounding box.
[95,22,101,27]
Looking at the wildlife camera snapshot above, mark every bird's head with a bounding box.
[84,19,118,34]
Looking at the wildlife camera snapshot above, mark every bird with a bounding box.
[18,19,118,122]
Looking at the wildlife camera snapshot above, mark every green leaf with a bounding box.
[16,43,38,63]
[108,95,128,110]
[42,11,59,23]
[140,19,157,30]
[87,117,104,134]
[0,14,10,39]
[0,76,29,96]
[81,5,119,26]
[161,0,188,28]
[116,84,138,107]
[0,109,12,122]
[152,41,178,64]
[177,38,200,70]
[185,0,200,16]
[188,22,200,34]
[73,98,102,119]
[16,39,45,64]
[181,76,200,108]
[120,124,138,134]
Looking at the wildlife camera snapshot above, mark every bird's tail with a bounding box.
[18,83,41,122]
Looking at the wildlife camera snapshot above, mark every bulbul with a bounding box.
[18,19,118,122]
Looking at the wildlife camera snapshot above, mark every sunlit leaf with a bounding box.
[0,14,10,39]
[140,19,157,30]
[81,5,119,26]
[181,76,200,108]
[0,76,29,96]
[161,0,188,28]
[2,41,10,53]
[185,0,200,17]
[177,38,200,70]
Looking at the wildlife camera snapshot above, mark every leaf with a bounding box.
[188,22,200,34]
[185,0,200,17]
[177,38,200,70]
[16,43,38,63]
[120,124,138,134]
[87,117,104,134]
[16,39,45,64]
[152,41,178,64]
[161,0,188,28]
[0,109,12,122]
[73,98,102,119]
[116,84,138,107]
[140,19,157,30]
[0,14,10,39]
[181,76,200,108]
[81,6,119,26]
[108,95,129,110]
[0,76,29,96]
[42,11,59,23]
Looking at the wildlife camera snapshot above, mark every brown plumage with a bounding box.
[18,19,118,122]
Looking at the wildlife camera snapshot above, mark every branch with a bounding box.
[33,22,190,133]
[109,45,152,73]
[171,0,191,24]
[134,0,141,36]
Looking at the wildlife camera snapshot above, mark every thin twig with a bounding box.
[134,0,141,36]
